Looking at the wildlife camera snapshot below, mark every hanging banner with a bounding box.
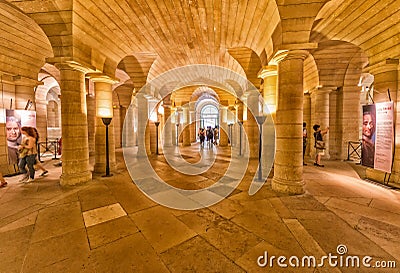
[374,102,394,173]
[5,109,36,165]
[361,104,376,168]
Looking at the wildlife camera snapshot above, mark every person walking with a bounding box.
[198,128,206,148]
[18,127,38,183]
[32,128,49,177]
[313,124,329,167]
[303,122,307,165]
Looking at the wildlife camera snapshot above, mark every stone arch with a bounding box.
[0,2,53,80]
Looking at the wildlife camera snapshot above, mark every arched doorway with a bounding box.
[200,104,219,129]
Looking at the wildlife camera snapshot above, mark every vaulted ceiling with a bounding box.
[1,0,400,93]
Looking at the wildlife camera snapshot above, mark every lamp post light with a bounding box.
[154,121,160,155]
[101,117,113,177]
[255,116,267,181]
[176,123,180,146]
[238,120,243,156]
[228,123,233,146]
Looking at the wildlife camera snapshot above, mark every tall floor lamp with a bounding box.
[176,123,180,146]
[102,117,113,177]
[154,121,160,155]
[238,120,243,156]
[255,116,267,181]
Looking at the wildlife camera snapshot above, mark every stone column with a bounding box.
[236,102,244,153]
[177,108,183,144]
[58,64,92,185]
[90,75,117,173]
[182,105,191,146]
[163,105,173,147]
[271,50,308,195]
[86,94,96,156]
[219,106,228,146]
[123,105,135,147]
[260,65,278,121]
[35,99,48,142]
[227,105,236,146]
[190,102,196,143]
[245,89,261,158]
[137,94,149,157]
[315,88,332,159]
[303,93,311,157]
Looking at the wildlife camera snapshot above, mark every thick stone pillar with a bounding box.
[190,102,196,143]
[272,50,308,195]
[236,102,244,154]
[227,105,236,146]
[178,108,183,144]
[245,90,260,158]
[310,87,332,159]
[182,105,191,146]
[137,94,149,157]
[303,93,311,157]
[91,75,117,173]
[58,64,92,185]
[219,106,228,146]
[163,105,173,147]
[35,99,48,142]
[87,94,96,156]
[316,88,332,158]
[123,105,135,147]
[260,65,278,121]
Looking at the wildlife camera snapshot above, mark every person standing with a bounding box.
[303,122,307,165]
[313,124,329,167]
[18,127,38,183]
[213,126,219,145]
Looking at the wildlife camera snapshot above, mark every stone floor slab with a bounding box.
[82,203,127,227]
[130,205,197,253]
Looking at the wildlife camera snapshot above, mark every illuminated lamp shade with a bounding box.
[158,104,164,115]
[149,111,158,122]
[96,95,113,118]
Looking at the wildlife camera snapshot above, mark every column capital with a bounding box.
[309,86,337,95]
[259,65,278,79]
[87,73,119,84]
[283,50,310,61]
[53,60,95,74]
[364,58,399,75]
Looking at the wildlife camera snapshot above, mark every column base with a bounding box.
[271,177,305,195]
[60,170,92,186]
[93,163,116,173]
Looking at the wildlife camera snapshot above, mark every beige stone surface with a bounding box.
[0,148,399,272]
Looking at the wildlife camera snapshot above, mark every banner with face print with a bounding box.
[374,102,394,173]
[5,109,36,164]
[361,104,376,168]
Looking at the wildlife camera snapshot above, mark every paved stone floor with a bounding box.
[0,145,399,273]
